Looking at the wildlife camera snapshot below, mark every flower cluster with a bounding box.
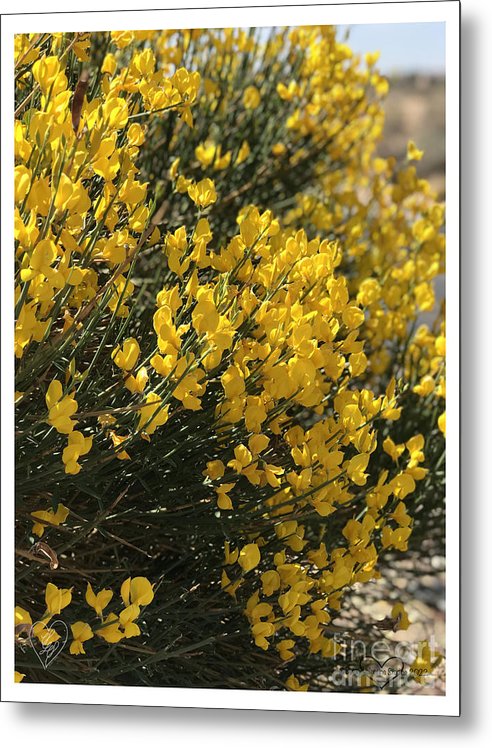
[14,576,154,679]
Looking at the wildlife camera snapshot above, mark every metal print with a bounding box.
[1,1,460,716]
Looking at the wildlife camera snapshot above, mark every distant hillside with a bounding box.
[380,75,445,199]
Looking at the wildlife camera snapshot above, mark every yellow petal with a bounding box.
[238,543,261,573]
[46,379,62,409]
[120,577,131,607]
[130,577,154,606]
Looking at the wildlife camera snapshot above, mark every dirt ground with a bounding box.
[331,553,446,695]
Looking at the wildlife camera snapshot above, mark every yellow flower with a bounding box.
[137,392,169,435]
[438,411,446,436]
[195,140,218,168]
[125,366,149,393]
[32,620,61,646]
[277,639,295,661]
[70,621,93,655]
[391,471,416,499]
[285,674,308,691]
[14,165,31,203]
[365,51,380,67]
[119,604,141,638]
[102,53,117,75]
[131,48,156,77]
[224,541,239,565]
[415,282,435,312]
[203,459,225,480]
[215,482,236,510]
[221,569,242,598]
[249,434,269,454]
[357,278,381,306]
[112,337,140,371]
[391,502,412,528]
[86,583,113,617]
[227,444,252,473]
[20,238,58,282]
[277,81,298,101]
[383,436,404,462]
[391,602,410,631]
[15,606,32,627]
[381,525,412,551]
[125,366,149,394]
[102,96,129,130]
[32,55,60,94]
[120,576,154,607]
[238,543,261,573]
[187,178,217,208]
[127,122,145,147]
[261,570,280,596]
[109,431,131,460]
[252,620,275,649]
[243,85,261,110]
[192,296,219,334]
[409,640,442,684]
[272,142,286,157]
[62,431,93,474]
[407,140,424,161]
[235,140,251,164]
[111,30,134,49]
[413,375,435,397]
[342,305,365,329]
[346,453,370,485]
[15,671,26,683]
[406,434,425,468]
[46,380,78,435]
[31,502,69,537]
[92,135,120,181]
[97,612,125,643]
[45,582,73,615]
[244,396,267,433]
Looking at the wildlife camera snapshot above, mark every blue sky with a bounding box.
[338,22,445,75]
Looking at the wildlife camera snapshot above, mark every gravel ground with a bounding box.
[332,553,446,695]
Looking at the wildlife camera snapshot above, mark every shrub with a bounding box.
[14,27,445,691]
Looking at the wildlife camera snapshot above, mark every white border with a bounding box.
[1,1,460,716]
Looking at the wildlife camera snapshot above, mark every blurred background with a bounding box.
[341,22,445,199]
